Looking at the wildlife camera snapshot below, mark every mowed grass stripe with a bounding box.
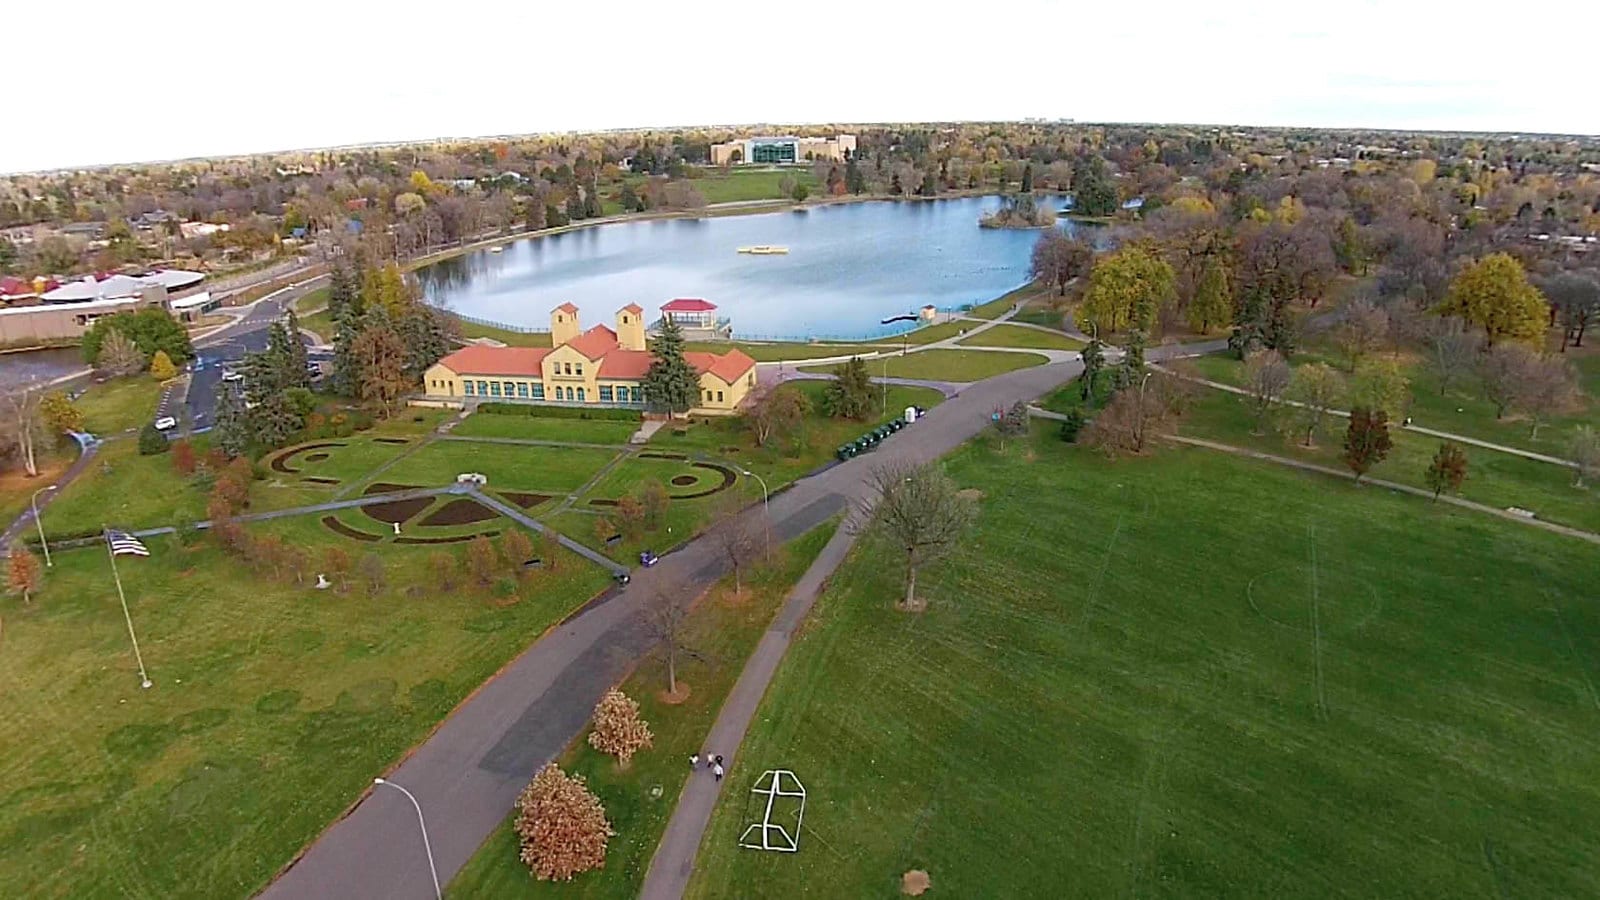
[688,436,1600,898]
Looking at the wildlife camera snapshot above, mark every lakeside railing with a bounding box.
[444,307,982,344]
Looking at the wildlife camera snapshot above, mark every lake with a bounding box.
[417,196,1097,341]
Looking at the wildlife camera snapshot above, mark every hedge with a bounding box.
[477,402,642,422]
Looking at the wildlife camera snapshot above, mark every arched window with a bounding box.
[577,387,586,402]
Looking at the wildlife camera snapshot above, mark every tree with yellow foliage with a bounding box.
[149,349,178,380]
[1437,253,1548,346]
[1077,245,1175,335]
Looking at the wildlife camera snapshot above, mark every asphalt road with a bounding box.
[186,278,329,430]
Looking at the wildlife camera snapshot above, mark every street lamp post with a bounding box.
[31,485,57,568]
[738,468,770,554]
[373,778,441,900]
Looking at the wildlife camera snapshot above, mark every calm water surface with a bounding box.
[417,196,1097,341]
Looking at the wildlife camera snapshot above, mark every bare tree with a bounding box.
[1478,344,1535,420]
[1515,355,1580,440]
[0,383,44,477]
[1540,270,1600,350]
[1243,350,1292,434]
[1029,229,1095,296]
[1087,372,1190,455]
[707,492,760,595]
[1569,426,1600,488]
[647,588,703,697]
[1332,297,1389,369]
[97,329,145,377]
[854,462,977,611]
[1424,316,1479,395]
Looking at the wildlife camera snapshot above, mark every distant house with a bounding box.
[423,303,756,415]
[661,298,718,329]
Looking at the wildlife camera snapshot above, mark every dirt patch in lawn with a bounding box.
[956,488,985,501]
[363,482,422,496]
[498,491,553,509]
[304,452,330,462]
[304,476,339,485]
[395,530,500,545]
[270,441,346,474]
[419,497,498,526]
[658,683,692,705]
[901,870,931,895]
[639,451,687,460]
[670,474,698,486]
[670,461,737,500]
[589,498,621,507]
[360,496,434,525]
[373,437,410,445]
[321,515,382,542]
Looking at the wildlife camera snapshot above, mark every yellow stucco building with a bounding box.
[422,303,758,415]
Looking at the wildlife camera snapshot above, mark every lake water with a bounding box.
[417,196,1096,341]
[0,347,86,389]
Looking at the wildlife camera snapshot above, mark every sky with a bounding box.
[6,0,1597,173]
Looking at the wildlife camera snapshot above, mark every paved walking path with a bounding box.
[257,341,1109,900]
[1162,435,1600,546]
[468,489,628,575]
[640,521,859,899]
[1153,364,1582,469]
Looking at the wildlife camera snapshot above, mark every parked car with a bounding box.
[222,368,244,382]
[639,550,659,567]
[455,472,488,485]
[154,416,177,431]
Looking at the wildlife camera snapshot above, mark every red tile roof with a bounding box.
[436,345,549,377]
[687,349,756,384]
[553,302,579,314]
[597,349,653,379]
[662,298,716,312]
[620,302,644,315]
[0,276,33,296]
[565,324,619,360]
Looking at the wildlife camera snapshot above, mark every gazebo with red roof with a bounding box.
[661,298,718,329]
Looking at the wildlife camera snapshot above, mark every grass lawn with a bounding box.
[452,414,640,445]
[803,349,1047,382]
[965,281,1052,320]
[681,169,817,205]
[373,441,621,494]
[689,431,1600,898]
[75,376,165,435]
[42,440,209,538]
[681,341,892,362]
[956,323,1082,351]
[293,287,333,340]
[0,449,74,531]
[1186,343,1596,459]
[447,524,837,899]
[1175,382,1600,534]
[0,518,610,899]
[648,383,945,488]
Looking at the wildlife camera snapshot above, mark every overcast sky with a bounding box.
[7,0,1596,173]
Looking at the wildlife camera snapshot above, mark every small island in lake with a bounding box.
[978,194,1057,229]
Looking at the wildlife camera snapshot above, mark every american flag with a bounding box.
[106,530,150,557]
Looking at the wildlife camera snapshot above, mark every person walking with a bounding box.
[689,753,699,769]
[712,761,724,782]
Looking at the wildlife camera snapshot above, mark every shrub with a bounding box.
[1059,409,1086,443]
[477,402,642,422]
[171,439,197,474]
[149,350,178,380]
[493,576,518,598]
[587,689,654,765]
[137,423,169,455]
[515,764,613,881]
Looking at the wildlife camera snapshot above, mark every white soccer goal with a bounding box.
[737,769,806,853]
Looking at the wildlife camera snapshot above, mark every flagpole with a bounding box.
[104,528,153,690]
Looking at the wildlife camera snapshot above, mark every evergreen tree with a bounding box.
[327,261,357,321]
[1228,287,1269,358]
[1020,163,1034,193]
[641,319,698,416]
[583,181,602,218]
[565,194,584,223]
[1080,338,1104,404]
[1123,328,1147,374]
[822,356,875,419]
[846,157,866,194]
[619,183,639,212]
[284,310,311,390]
[214,384,250,458]
[1070,153,1118,216]
[397,305,452,380]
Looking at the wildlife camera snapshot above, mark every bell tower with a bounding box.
[550,302,580,347]
[616,303,646,351]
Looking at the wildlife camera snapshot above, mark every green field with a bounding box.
[448,525,836,899]
[0,515,610,899]
[42,440,209,538]
[1186,343,1597,459]
[682,169,817,205]
[367,441,619,494]
[689,432,1600,898]
[452,414,641,445]
[293,286,333,340]
[648,383,945,487]
[804,349,1047,382]
[957,323,1083,351]
[1174,380,1600,534]
[75,376,165,435]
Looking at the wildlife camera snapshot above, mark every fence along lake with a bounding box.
[417,195,1092,341]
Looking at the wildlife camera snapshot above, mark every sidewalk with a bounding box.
[639,521,859,899]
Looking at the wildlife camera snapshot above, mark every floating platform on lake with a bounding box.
[737,245,789,255]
